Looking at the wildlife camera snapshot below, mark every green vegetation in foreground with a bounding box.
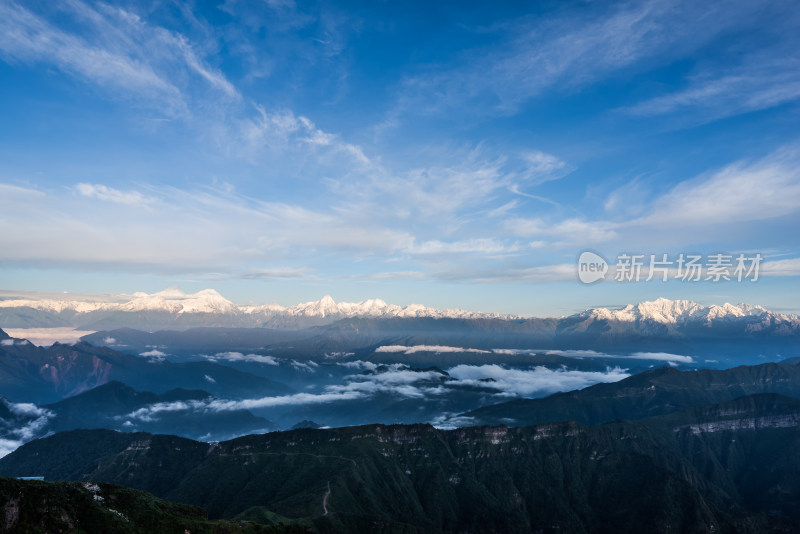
[0,477,307,534]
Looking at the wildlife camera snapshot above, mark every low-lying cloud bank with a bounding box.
[0,400,54,458]
[0,361,632,456]
[447,365,630,396]
[537,349,694,364]
[375,345,694,364]
[204,351,280,365]
[3,328,95,346]
[139,349,167,362]
[376,345,491,354]
[120,362,629,422]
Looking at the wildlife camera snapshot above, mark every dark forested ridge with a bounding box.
[3,393,800,533]
[0,477,307,533]
[463,362,800,426]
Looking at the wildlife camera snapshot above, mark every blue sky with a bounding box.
[1,0,799,316]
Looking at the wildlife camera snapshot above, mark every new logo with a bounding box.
[577,251,608,284]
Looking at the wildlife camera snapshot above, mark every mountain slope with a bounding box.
[0,381,278,453]
[461,362,800,427]
[81,326,313,356]
[4,394,800,532]
[0,477,304,533]
[0,333,292,403]
[43,381,278,440]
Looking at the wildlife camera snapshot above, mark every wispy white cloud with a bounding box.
[125,363,450,419]
[2,142,797,283]
[491,146,800,256]
[357,153,513,219]
[172,34,239,99]
[394,0,773,115]
[335,360,378,370]
[125,400,208,422]
[346,365,445,385]
[504,217,618,245]
[0,145,567,278]
[373,346,695,364]
[0,1,182,114]
[205,352,279,365]
[236,106,358,160]
[624,57,800,122]
[435,263,577,284]
[139,349,166,357]
[447,364,629,396]
[375,345,490,355]
[409,238,523,256]
[0,1,239,117]
[519,150,569,182]
[360,271,427,280]
[761,258,800,277]
[328,146,567,231]
[0,181,415,268]
[0,184,45,199]
[634,147,800,227]
[237,267,314,280]
[139,349,166,362]
[507,185,561,207]
[75,183,154,207]
[4,401,51,420]
[539,349,694,364]
[207,391,366,411]
[290,359,319,372]
[628,352,694,363]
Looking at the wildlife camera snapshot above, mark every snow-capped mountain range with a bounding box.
[582,298,776,324]
[0,287,516,328]
[562,297,799,336]
[0,289,797,333]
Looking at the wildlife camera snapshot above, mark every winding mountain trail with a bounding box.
[323,481,331,516]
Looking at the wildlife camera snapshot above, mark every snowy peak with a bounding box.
[119,287,237,315]
[583,298,782,325]
[153,286,187,298]
[570,298,799,336]
[292,295,341,318]
[633,298,704,323]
